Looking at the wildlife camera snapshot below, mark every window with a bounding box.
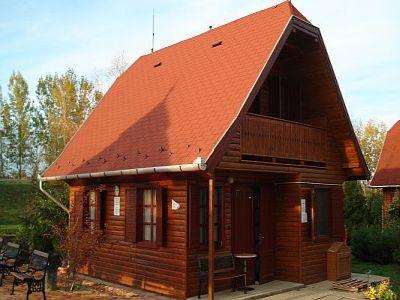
[142,189,157,242]
[89,191,96,232]
[199,187,223,246]
[125,186,165,246]
[314,189,330,237]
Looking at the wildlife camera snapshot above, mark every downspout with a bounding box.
[38,175,70,217]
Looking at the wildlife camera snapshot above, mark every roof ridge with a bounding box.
[143,1,307,58]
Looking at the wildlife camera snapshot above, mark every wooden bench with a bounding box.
[198,254,245,298]
[0,242,20,286]
[11,250,50,300]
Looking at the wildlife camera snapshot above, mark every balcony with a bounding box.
[241,114,326,163]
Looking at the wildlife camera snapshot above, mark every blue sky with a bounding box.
[0,0,399,127]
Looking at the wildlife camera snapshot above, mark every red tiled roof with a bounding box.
[371,121,400,187]
[43,1,308,178]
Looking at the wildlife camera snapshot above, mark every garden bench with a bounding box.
[0,242,20,286]
[10,250,49,300]
[198,253,245,298]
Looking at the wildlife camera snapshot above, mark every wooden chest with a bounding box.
[327,242,351,281]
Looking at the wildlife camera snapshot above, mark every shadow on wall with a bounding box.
[70,85,176,175]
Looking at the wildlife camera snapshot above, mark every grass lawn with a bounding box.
[0,180,35,235]
[353,257,400,294]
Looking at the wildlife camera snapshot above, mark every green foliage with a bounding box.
[344,181,382,231]
[351,226,400,264]
[15,181,69,253]
[4,72,34,178]
[354,119,387,173]
[35,69,101,166]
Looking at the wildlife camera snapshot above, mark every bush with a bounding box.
[351,226,400,264]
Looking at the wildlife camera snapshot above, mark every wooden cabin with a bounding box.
[40,2,369,298]
[371,121,400,226]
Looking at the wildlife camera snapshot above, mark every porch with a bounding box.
[191,273,388,300]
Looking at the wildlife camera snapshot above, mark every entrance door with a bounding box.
[233,187,256,283]
[257,185,275,283]
[233,185,274,284]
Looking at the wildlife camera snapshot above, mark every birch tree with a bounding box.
[5,72,33,178]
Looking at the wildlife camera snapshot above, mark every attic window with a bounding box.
[153,62,162,68]
[212,41,223,48]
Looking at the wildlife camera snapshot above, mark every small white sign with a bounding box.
[113,197,121,216]
[301,199,308,223]
[171,199,180,211]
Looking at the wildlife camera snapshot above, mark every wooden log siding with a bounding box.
[70,181,189,299]
[241,114,326,162]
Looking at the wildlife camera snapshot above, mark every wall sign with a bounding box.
[113,197,121,216]
[171,199,180,211]
[301,198,308,223]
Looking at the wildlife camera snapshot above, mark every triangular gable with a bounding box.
[206,16,369,180]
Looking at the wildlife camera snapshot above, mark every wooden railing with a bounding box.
[241,114,326,163]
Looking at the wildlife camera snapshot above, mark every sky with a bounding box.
[0,0,399,127]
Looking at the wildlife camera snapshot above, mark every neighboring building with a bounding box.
[40,1,369,298]
[371,121,400,226]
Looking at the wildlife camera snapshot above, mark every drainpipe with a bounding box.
[38,175,70,217]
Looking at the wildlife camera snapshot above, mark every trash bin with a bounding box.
[327,242,351,281]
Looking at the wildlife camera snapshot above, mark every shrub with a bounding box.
[364,281,397,300]
[350,226,400,264]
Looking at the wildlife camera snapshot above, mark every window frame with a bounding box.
[311,188,331,240]
[140,188,158,244]
[198,185,224,248]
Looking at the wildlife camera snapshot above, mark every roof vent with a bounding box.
[212,41,223,48]
[153,62,162,68]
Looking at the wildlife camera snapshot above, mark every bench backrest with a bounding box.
[3,242,20,259]
[198,254,235,275]
[30,250,49,271]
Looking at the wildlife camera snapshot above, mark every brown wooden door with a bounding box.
[257,185,275,283]
[233,187,256,282]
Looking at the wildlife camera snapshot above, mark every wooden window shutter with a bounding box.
[74,191,84,231]
[189,184,200,248]
[156,187,167,247]
[330,187,345,238]
[125,188,138,242]
[95,191,101,230]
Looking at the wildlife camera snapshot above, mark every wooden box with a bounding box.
[327,242,351,281]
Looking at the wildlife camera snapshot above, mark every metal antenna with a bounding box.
[151,8,155,53]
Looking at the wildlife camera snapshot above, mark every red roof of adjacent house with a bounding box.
[371,121,400,187]
[43,1,308,178]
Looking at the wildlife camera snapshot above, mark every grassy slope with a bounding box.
[0,181,35,233]
[353,257,400,294]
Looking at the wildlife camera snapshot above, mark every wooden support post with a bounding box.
[208,177,214,300]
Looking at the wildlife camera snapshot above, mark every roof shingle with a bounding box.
[43,1,308,178]
[371,121,400,187]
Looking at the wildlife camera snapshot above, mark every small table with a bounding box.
[234,253,257,293]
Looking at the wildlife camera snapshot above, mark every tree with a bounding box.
[105,51,129,81]
[0,85,5,177]
[5,72,33,178]
[35,69,102,166]
[354,119,387,174]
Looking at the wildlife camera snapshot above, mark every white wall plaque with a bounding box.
[113,197,121,216]
[172,199,180,211]
[301,199,308,223]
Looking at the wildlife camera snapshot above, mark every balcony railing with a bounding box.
[241,114,326,163]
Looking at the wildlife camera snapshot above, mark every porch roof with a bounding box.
[42,1,308,179]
